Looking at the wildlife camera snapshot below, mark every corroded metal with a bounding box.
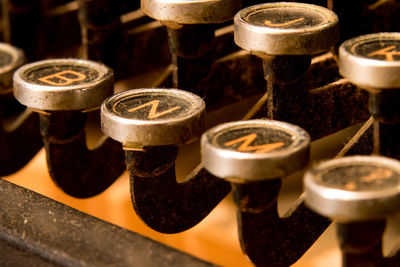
[0,94,42,175]
[233,180,331,266]
[251,57,370,140]
[126,146,231,234]
[304,156,400,266]
[167,24,216,96]
[101,88,206,147]
[39,110,125,198]
[78,0,122,72]
[337,221,386,267]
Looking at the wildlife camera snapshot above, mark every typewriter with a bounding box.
[2,0,400,266]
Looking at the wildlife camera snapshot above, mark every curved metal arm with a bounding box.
[39,110,125,198]
[167,24,215,96]
[336,220,385,266]
[232,179,331,266]
[0,96,42,175]
[125,146,231,234]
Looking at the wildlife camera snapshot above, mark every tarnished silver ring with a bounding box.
[339,32,400,90]
[13,58,113,111]
[234,2,339,55]
[201,119,310,182]
[141,0,241,24]
[0,43,25,93]
[101,88,205,147]
[304,155,400,222]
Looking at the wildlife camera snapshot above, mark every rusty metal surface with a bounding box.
[167,24,216,96]
[39,111,125,198]
[201,52,265,111]
[336,221,386,267]
[250,54,369,140]
[126,146,231,234]
[0,178,214,267]
[78,0,122,71]
[369,91,400,160]
[373,122,400,160]
[0,94,42,176]
[232,180,331,267]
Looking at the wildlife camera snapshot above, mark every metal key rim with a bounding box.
[234,2,339,55]
[304,155,400,222]
[0,43,25,77]
[339,32,400,90]
[13,58,113,111]
[101,88,205,147]
[201,119,310,182]
[141,0,241,25]
[0,43,25,93]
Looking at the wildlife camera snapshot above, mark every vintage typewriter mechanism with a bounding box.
[1,0,400,266]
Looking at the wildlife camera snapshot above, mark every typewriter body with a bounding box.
[2,0,400,266]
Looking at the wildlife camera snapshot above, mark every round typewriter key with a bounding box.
[141,0,241,24]
[201,120,310,182]
[0,43,25,93]
[304,156,400,221]
[101,88,205,147]
[13,59,113,111]
[339,33,400,90]
[234,2,339,55]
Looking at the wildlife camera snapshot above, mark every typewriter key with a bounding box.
[202,120,331,266]
[339,32,400,90]
[141,0,241,25]
[304,156,400,266]
[339,33,400,157]
[234,2,339,55]
[102,88,230,234]
[0,43,24,94]
[13,59,113,111]
[101,88,205,147]
[233,2,340,130]
[12,59,123,198]
[304,156,400,221]
[201,119,310,182]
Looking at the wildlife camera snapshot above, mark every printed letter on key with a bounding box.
[368,45,400,61]
[128,100,181,119]
[224,133,284,154]
[38,70,87,86]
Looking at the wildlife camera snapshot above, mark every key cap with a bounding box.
[305,155,400,221]
[13,58,113,111]
[304,155,400,266]
[0,43,25,94]
[339,33,400,157]
[340,32,400,90]
[235,2,338,56]
[201,119,310,181]
[141,0,240,25]
[201,120,328,266]
[101,88,205,147]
